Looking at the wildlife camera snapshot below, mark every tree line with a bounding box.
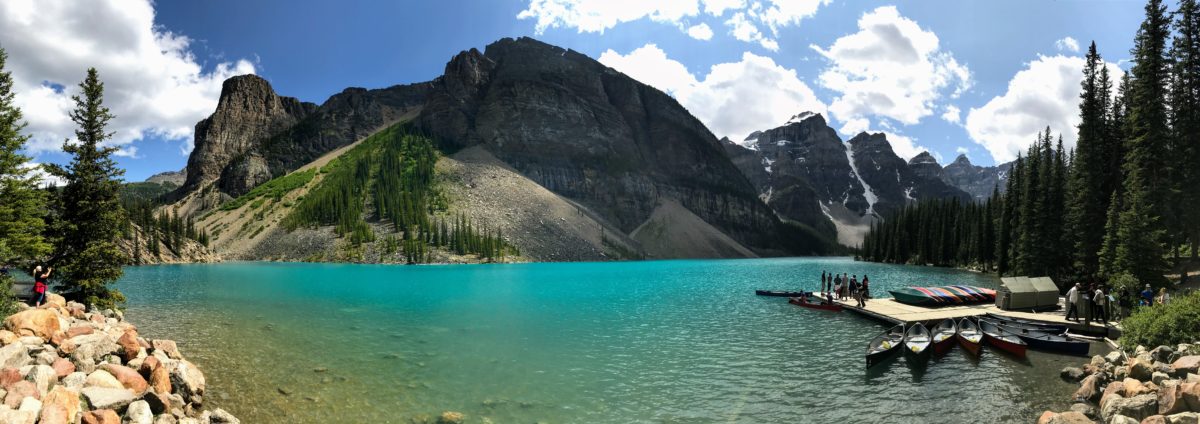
[862,0,1200,292]
[283,126,517,263]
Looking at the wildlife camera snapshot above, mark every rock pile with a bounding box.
[1041,342,1200,424]
[0,293,238,424]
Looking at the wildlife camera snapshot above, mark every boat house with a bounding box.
[994,276,1059,311]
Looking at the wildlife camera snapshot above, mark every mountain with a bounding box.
[165,37,834,263]
[940,154,1013,200]
[144,168,185,186]
[723,113,970,246]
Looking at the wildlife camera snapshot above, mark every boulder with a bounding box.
[150,340,181,360]
[1145,415,1170,424]
[33,350,56,366]
[1127,378,1156,397]
[0,408,35,424]
[1188,374,1200,384]
[1155,372,1172,386]
[210,408,239,424]
[99,364,147,394]
[1132,358,1157,381]
[80,387,135,411]
[2,309,61,341]
[0,343,29,369]
[1161,382,1189,415]
[0,368,22,389]
[168,360,204,403]
[50,359,73,379]
[60,372,85,391]
[139,390,168,415]
[65,326,93,339]
[1069,402,1100,420]
[1062,367,1087,382]
[39,386,81,424]
[23,365,55,397]
[1182,382,1200,411]
[1104,381,1128,409]
[438,411,465,424]
[125,400,152,424]
[1093,355,1108,367]
[80,409,120,424]
[1109,350,1128,366]
[43,293,65,309]
[1167,412,1199,424]
[154,415,177,424]
[68,333,118,367]
[1073,374,1103,403]
[0,331,17,346]
[146,363,169,395]
[3,380,38,408]
[116,330,139,363]
[1102,393,1159,422]
[84,370,123,390]
[1036,411,1094,424]
[1173,356,1200,377]
[1153,347,1177,363]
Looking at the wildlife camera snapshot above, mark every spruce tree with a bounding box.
[1123,0,1173,242]
[1067,42,1114,276]
[1171,0,1200,257]
[0,47,50,267]
[45,68,128,308]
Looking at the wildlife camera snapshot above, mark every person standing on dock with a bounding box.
[833,274,842,301]
[861,275,870,301]
[1081,284,1093,326]
[849,275,859,304]
[1092,285,1107,324]
[821,271,827,294]
[842,273,849,300]
[1065,283,1080,322]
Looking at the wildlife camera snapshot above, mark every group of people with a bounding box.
[1065,281,1174,325]
[818,271,869,307]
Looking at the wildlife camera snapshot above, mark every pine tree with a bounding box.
[1067,42,1114,276]
[45,68,128,308]
[1123,0,1173,241]
[1171,0,1200,257]
[0,47,50,267]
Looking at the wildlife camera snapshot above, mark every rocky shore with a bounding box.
[0,293,238,424]
[1042,342,1200,423]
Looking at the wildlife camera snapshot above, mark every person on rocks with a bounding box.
[32,265,51,307]
[1065,283,1080,322]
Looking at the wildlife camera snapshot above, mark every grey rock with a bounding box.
[69,333,119,366]
[1109,414,1141,424]
[210,408,240,424]
[154,414,178,424]
[1061,366,1087,382]
[0,342,29,369]
[1101,393,1158,422]
[33,351,56,366]
[1167,412,1199,424]
[81,387,136,411]
[1107,350,1127,366]
[169,360,205,403]
[1153,371,1171,386]
[125,400,153,424]
[0,409,34,424]
[15,337,41,346]
[23,365,55,398]
[1069,402,1099,419]
[61,372,86,390]
[1151,346,1176,363]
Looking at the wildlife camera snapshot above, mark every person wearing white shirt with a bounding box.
[1065,283,1080,322]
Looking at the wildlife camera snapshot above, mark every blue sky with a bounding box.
[0,0,1154,182]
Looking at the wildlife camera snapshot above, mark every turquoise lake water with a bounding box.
[115,258,1087,423]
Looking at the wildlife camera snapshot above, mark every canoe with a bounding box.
[978,318,1064,336]
[931,319,958,355]
[977,319,1028,358]
[956,318,983,356]
[756,290,810,297]
[981,319,1089,356]
[983,313,1068,333]
[888,285,997,306]
[903,323,932,363]
[788,296,843,312]
[866,324,906,367]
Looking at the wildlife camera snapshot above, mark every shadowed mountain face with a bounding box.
[723,113,971,246]
[414,37,786,252]
[171,37,829,259]
[941,154,1014,200]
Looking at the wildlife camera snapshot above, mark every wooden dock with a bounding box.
[821,296,1119,338]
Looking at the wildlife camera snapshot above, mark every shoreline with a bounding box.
[0,293,239,423]
[1042,342,1200,423]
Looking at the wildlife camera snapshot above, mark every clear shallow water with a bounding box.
[115,258,1087,423]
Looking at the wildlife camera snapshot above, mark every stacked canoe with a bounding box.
[888,285,996,306]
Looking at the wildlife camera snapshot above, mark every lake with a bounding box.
[115,257,1086,423]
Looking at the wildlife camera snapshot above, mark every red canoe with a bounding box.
[788,296,843,312]
[931,318,958,355]
[956,318,983,356]
[978,319,1028,358]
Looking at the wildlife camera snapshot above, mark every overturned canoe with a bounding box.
[888,285,997,307]
[755,290,810,297]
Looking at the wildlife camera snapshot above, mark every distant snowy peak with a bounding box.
[785,111,822,125]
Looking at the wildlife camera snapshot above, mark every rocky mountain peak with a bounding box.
[785,111,823,126]
[908,151,939,165]
[180,74,316,193]
[952,153,972,166]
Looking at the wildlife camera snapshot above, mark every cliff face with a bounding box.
[941,154,1013,200]
[178,75,432,201]
[182,75,316,194]
[416,37,783,251]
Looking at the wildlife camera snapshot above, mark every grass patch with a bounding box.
[220,168,317,211]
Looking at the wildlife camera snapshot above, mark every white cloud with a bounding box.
[964,54,1123,163]
[0,0,256,156]
[941,105,961,124]
[881,131,925,161]
[1056,36,1080,53]
[20,163,64,188]
[517,0,828,50]
[687,23,714,40]
[599,44,827,142]
[812,6,971,133]
[955,146,969,155]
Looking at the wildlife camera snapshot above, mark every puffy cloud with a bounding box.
[879,130,925,161]
[941,105,961,124]
[812,6,971,132]
[687,23,714,40]
[0,0,256,156]
[955,146,969,155]
[517,0,830,49]
[599,44,827,142]
[964,54,1123,163]
[1056,36,1080,53]
[20,163,64,188]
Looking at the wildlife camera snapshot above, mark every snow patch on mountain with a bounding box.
[844,143,878,217]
